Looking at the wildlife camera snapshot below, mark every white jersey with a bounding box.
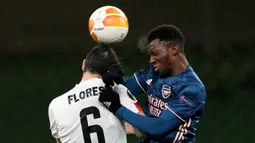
[48,78,139,143]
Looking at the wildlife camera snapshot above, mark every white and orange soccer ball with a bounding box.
[88,6,129,44]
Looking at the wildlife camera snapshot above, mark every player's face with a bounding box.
[148,41,170,72]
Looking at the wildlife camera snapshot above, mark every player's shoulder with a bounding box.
[48,85,76,110]
[134,65,155,76]
[176,66,205,91]
[179,83,206,105]
[182,84,205,95]
[48,97,57,114]
[177,66,206,102]
[186,66,204,84]
[49,78,104,109]
[165,66,204,88]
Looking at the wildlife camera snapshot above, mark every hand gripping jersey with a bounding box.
[117,65,206,143]
[48,78,140,143]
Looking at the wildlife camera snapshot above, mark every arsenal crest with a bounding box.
[162,85,171,99]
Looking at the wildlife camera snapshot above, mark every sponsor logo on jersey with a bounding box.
[162,84,171,99]
[180,95,194,107]
[148,94,168,117]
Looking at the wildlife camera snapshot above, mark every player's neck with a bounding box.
[171,55,189,76]
[81,72,101,82]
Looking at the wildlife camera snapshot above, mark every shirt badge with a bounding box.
[162,84,171,99]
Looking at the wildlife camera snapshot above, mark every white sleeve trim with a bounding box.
[165,105,186,123]
[133,73,146,93]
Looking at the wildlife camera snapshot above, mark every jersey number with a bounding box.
[80,106,105,143]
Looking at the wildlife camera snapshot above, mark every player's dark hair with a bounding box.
[148,24,185,52]
[84,45,122,76]
[138,24,185,53]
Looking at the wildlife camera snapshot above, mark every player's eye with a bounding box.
[150,51,157,56]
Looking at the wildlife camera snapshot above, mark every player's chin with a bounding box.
[155,67,164,72]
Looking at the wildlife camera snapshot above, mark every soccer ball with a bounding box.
[88,6,129,44]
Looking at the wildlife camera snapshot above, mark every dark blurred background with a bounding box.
[1,0,255,142]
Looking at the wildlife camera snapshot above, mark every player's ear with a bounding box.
[169,44,179,56]
[82,59,86,72]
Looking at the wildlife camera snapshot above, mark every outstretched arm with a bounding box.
[100,85,205,139]
[124,65,153,96]
[124,110,146,138]
[117,106,183,137]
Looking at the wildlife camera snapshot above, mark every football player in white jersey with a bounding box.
[48,45,142,143]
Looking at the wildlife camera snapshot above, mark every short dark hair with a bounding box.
[84,45,121,75]
[147,24,185,52]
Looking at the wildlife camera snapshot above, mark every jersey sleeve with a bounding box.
[48,101,60,139]
[115,85,206,139]
[124,65,152,96]
[113,84,142,113]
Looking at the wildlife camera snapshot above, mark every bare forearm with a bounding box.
[124,110,146,137]
[56,139,61,143]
